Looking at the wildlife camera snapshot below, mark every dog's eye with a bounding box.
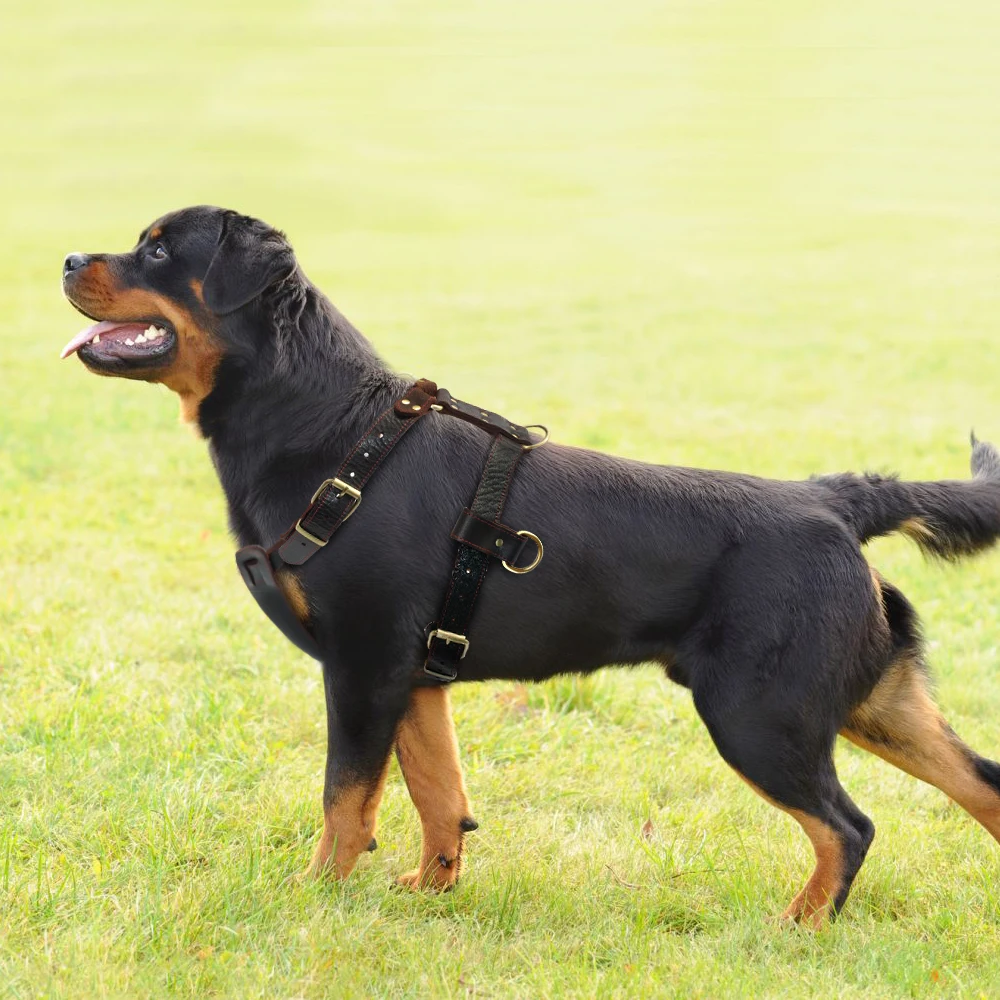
[150,242,168,260]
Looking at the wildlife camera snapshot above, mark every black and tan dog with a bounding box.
[61,206,1000,927]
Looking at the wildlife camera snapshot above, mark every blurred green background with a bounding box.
[3,2,1000,997]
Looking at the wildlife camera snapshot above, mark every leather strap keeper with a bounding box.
[450,509,531,566]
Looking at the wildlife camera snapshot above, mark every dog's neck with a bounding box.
[197,275,407,508]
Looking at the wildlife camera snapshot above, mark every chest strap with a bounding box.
[234,380,545,677]
[424,435,542,682]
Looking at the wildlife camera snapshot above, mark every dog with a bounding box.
[61,206,1000,927]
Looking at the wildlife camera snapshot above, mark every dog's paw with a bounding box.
[301,859,329,882]
[395,858,460,892]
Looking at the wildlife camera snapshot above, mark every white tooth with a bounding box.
[136,334,147,344]
[125,339,134,346]
[91,334,99,344]
[146,325,157,336]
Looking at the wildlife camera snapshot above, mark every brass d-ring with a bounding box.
[502,530,544,574]
[523,424,549,450]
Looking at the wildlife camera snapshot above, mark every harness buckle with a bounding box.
[295,478,362,547]
[424,628,468,681]
[311,476,362,508]
[425,629,469,680]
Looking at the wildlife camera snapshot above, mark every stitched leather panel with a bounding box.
[472,437,524,519]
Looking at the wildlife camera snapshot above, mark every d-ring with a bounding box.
[523,424,549,450]
[502,530,544,574]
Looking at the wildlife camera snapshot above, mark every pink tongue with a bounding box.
[60,320,150,359]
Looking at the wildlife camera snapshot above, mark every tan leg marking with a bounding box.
[307,756,391,880]
[395,686,474,891]
[780,811,846,928]
[842,656,1000,841]
[735,774,846,929]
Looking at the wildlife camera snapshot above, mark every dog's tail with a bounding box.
[812,434,1000,559]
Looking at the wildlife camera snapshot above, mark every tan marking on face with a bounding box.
[67,264,222,425]
[148,226,162,241]
[843,655,1000,841]
[190,277,205,304]
[307,758,391,880]
[395,686,473,891]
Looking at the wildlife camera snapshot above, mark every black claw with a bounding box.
[367,838,377,852]
[459,817,479,832]
[437,853,453,869]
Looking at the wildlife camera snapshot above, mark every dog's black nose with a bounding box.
[63,253,91,276]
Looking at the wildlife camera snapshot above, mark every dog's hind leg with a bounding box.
[841,653,1000,842]
[394,686,478,891]
[306,665,408,880]
[694,682,875,928]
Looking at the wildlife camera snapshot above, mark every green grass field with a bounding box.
[3,1,1000,996]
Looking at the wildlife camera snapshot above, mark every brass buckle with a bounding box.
[502,530,544,574]
[426,628,470,659]
[294,477,362,547]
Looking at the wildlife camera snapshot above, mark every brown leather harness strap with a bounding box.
[423,435,531,682]
[273,380,439,567]
[234,379,546,676]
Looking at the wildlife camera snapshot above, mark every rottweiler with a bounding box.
[61,206,1000,927]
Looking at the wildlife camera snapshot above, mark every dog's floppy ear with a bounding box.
[202,213,296,315]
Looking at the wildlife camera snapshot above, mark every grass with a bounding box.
[3,0,1000,995]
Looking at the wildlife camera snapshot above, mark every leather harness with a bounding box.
[234,379,546,682]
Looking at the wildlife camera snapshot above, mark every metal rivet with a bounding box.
[401,399,410,405]
[480,411,489,418]
[379,433,384,439]
[363,452,369,458]
[349,472,355,477]
[495,538,503,548]
[412,404,420,411]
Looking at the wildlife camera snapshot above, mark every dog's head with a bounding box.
[61,206,296,422]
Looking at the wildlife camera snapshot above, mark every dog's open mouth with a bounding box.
[60,319,177,370]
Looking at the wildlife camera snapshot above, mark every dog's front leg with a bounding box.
[395,686,478,891]
[306,664,406,880]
